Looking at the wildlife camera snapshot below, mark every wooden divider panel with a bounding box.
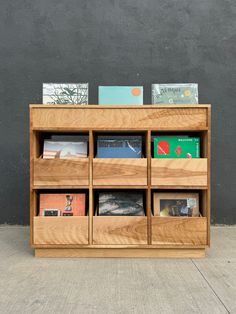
[151,158,207,187]
[93,217,147,245]
[34,217,88,245]
[93,159,147,186]
[152,217,207,246]
[34,158,89,187]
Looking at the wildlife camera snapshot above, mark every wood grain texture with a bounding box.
[33,185,89,189]
[35,248,205,258]
[34,217,88,245]
[93,159,147,185]
[30,115,41,245]
[89,130,94,245]
[151,185,208,190]
[30,104,211,108]
[31,106,208,130]
[93,217,147,245]
[152,217,207,246]
[30,105,211,257]
[32,243,207,249]
[206,107,211,246]
[201,190,207,218]
[33,158,89,186]
[93,185,148,189]
[151,158,207,187]
[146,130,152,244]
[29,129,34,245]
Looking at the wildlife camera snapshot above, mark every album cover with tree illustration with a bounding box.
[43,83,88,105]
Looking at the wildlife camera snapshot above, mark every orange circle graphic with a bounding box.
[131,88,141,96]
[184,89,192,97]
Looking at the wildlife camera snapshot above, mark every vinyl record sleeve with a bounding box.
[152,83,198,104]
[39,194,86,216]
[99,86,143,105]
[98,192,145,216]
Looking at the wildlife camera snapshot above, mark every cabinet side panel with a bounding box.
[207,107,211,245]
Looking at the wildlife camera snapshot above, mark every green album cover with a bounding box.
[153,137,200,158]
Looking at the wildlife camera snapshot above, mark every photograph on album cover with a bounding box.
[153,192,199,217]
[43,141,87,159]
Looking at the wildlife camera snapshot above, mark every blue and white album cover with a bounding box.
[97,136,142,158]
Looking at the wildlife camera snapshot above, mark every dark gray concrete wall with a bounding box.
[0,0,235,224]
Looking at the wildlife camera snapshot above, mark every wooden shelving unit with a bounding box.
[30,104,211,258]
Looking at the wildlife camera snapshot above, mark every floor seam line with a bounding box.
[191,259,231,314]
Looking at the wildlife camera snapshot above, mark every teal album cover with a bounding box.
[99,86,143,105]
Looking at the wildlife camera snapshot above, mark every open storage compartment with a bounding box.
[151,131,208,188]
[32,131,89,188]
[151,189,208,246]
[33,189,89,245]
[92,189,148,245]
[93,132,147,187]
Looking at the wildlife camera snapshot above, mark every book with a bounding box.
[39,194,86,216]
[98,86,143,105]
[43,83,89,105]
[153,137,200,158]
[153,192,199,217]
[97,136,142,158]
[152,83,198,104]
[98,192,145,216]
[43,141,87,159]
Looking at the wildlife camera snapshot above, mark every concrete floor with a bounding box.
[0,226,235,314]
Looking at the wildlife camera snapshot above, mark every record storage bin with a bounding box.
[30,104,211,258]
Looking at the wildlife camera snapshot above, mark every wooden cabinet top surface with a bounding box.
[30,104,211,108]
